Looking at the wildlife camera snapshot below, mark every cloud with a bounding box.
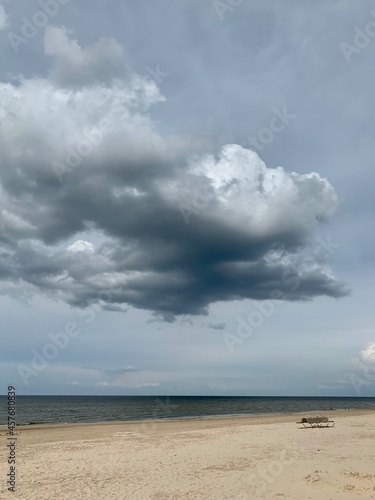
[104,366,139,375]
[88,366,160,389]
[44,27,135,89]
[96,381,109,387]
[67,240,95,253]
[149,312,177,323]
[359,343,375,364]
[208,322,227,330]
[0,4,7,31]
[83,366,139,375]
[0,27,349,319]
[134,382,160,388]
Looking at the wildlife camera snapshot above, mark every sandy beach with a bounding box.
[1,409,375,499]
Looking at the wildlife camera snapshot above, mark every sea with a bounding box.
[1,396,375,426]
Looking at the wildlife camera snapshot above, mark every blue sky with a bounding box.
[0,0,374,396]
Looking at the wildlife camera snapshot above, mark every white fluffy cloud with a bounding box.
[178,144,337,233]
[359,343,375,365]
[67,240,95,253]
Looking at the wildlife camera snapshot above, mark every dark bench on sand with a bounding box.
[296,416,335,428]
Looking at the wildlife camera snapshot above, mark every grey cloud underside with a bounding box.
[208,322,227,330]
[0,27,348,317]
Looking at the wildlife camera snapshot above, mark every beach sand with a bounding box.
[1,409,375,499]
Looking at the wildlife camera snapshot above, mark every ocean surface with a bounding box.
[1,396,375,426]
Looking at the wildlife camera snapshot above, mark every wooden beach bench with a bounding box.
[296,416,335,428]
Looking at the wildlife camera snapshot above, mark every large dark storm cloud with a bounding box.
[0,27,348,318]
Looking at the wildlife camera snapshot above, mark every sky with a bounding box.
[0,0,374,396]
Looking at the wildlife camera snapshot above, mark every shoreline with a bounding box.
[4,407,375,433]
